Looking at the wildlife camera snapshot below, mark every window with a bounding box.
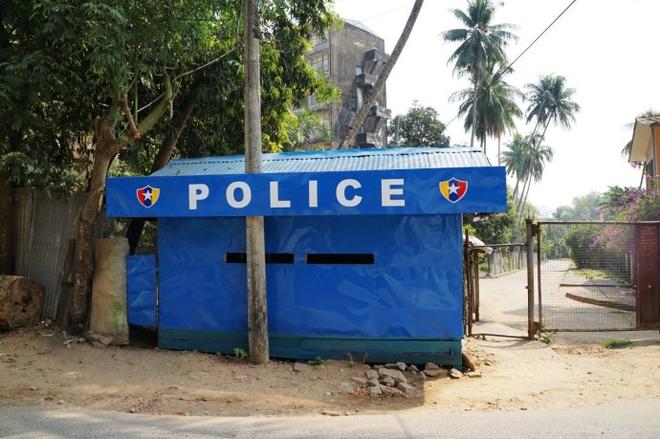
[309,52,329,74]
[306,253,375,265]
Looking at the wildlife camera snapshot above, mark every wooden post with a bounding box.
[525,218,535,339]
[243,0,269,364]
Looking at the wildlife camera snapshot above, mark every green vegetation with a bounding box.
[388,101,450,147]
[553,192,602,221]
[600,339,632,349]
[233,347,248,359]
[309,356,325,366]
[538,330,555,345]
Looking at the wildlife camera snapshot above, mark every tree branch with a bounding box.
[120,94,140,139]
[137,73,173,136]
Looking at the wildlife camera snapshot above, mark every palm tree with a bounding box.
[450,63,523,156]
[516,74,579,219]
[442,0,516,148]
[501,133,530,200]
[525,75,580,140]
[517,138,553,216]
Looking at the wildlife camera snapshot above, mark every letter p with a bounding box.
[189,184,209,210]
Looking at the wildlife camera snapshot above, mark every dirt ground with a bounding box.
[1,325,659,417]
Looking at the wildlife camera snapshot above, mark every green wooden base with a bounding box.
[159,329,462,367]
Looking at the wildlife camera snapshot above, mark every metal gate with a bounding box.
[537,221,660,332]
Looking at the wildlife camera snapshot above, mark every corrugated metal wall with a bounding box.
[14,189,87,319]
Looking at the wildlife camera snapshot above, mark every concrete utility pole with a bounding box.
[243,0,269,364]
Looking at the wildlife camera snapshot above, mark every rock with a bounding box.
[86,332,113,348]
[64,371,82,380]
[380,376,395,387]
[233,375,248,381]
[293,362,311,373]
[351,376,367,386]
[369,385,383,397]
[395,362,407,371]
[338,382,354,393]
[365,370,379,380]
[423,368,449,379]
[424,362,440,370]
[462,353,477,372]
[381,386,404,397]
[0,276,44,330]
[324,391,332,396]
[466,371,482,378]
[384,363,398,370]
[449,368,463,379]
[409,364,419,373]
[396,382,415,393]
[377,368,407,384]
[366,378,380,387]
[320,409,342,416]
[484,360,493,366]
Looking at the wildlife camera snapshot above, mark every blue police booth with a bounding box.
[107,147,506,367]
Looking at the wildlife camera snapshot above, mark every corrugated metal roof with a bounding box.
[152,147,492,177]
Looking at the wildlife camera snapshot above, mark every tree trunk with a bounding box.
[639,163,646,189]
[497,135,501,166]
[470,79,478,149]
[339,0,424,148]
[0,172,13,275]
[68,144,119,327]
[63,78,172,328]
[519,120,550,207]
[126,92,197,253]
[244,0,269,364]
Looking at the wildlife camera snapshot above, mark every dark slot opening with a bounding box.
[266,253,294,264]
[306,253,375,265]
[225,252,247,263]
[225,252,294,264]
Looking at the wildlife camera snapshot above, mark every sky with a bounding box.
[333,0,660,215]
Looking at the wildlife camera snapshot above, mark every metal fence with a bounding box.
[13,190,87,320]
[479,245,526,278]
[538,222,639,331]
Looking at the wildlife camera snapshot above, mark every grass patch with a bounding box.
[538,330,555,345]
[233,347,248,359]
[600,338,632,349]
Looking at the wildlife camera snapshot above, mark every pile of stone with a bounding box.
[351,361,483,398]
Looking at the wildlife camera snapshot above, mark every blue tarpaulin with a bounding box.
[126,255,156,328]
[157,215,463,337]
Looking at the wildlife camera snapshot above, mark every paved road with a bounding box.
[2,400,660,438]
[476,259,638,334]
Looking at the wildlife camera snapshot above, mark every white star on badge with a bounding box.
[143,189,152,201]
[448,183,459,195]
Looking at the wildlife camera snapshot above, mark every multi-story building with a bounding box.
[303,19,390,148]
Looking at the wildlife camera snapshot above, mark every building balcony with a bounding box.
[355,132,383,147]
[356,72,377,88]
[369,104,391,120]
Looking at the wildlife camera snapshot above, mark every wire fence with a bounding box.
[538,222,637,331]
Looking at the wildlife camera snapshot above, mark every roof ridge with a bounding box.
[166,147,479,166]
